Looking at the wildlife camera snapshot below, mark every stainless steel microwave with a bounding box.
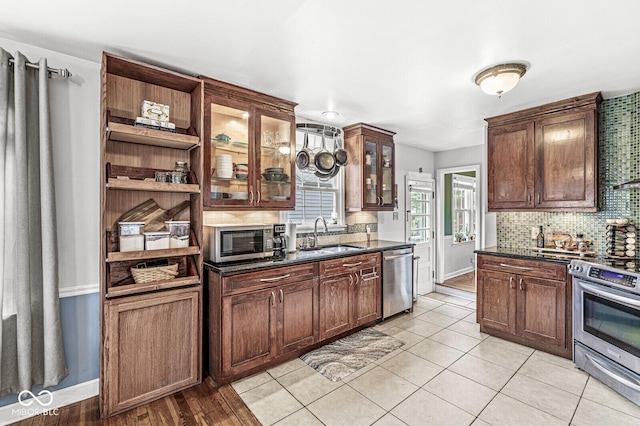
[207,224,275,263]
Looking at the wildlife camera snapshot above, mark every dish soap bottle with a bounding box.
[536,226,544,248]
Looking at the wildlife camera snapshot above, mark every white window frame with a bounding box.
[451,174,476,243]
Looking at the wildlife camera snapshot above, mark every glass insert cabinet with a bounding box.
[202,77,297,209]
[344,123,396,211]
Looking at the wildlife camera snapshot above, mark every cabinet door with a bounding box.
[255,109,296,208]
[103,287,200,417]
[534,110,597,211]
[517,276,566,348]
[222,288,277,376]
[278,279,319,355]
[363,140,380,209]
[319,273,353,340]
[477,269,517,334]
[487,121,535,210]
[353,270,381,326]
[379,140,395,210]
[205,99,254,207]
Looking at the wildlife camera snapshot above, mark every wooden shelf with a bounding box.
[107,121,199,150]
[107,246,200,263]
[107,276,200,298]
[107,178,200,193]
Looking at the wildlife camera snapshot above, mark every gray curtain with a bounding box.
[0,49,67,396]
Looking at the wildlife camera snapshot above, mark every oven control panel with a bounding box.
[588,267,638,288]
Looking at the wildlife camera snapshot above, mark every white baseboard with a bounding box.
[0,379,99,425]
[442,266,475,282]
[435,284,476,302]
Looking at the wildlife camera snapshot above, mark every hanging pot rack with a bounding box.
[295,123,347,180]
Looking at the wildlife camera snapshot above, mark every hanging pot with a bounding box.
[314,133,335,174]
[318,164,340,181]
[296,132,313,170]
[334,136,348,166]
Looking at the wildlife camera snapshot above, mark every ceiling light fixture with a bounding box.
[322,111,339,119]
[474,63,527,97]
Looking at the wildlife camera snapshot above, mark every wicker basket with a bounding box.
[131,263,179,284]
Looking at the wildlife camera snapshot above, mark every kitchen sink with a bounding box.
[298,244,365,255]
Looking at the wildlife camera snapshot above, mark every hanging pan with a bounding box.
[314,133,336,174]
[334,136,348,166]
[295,132,313,170]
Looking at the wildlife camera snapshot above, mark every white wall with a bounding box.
[434,143,496,249]
[0,37,101,295]
[377,143,435,242]
[443,238,475,278]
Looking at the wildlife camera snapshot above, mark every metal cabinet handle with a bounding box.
[259,274,291,282]
[509,276,514,289]
[380,196,384,206]
[271,291,275,306]
[519,278,524,291]
[249,189,254,204]
[348,274,354,286]
[498,263,532,271]
[361,272,379,281]
[343,262,363,267]
[354,272,359,286]
[536,194,541,205]
[528,194,531,204]
[279,289,284,302]
[256,190,261,205]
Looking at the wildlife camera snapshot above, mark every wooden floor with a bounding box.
[12,377,259,426]
[440,271,475,292]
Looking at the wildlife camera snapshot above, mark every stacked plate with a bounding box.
[215,154,233,178]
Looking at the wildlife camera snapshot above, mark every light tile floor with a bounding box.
[232,293,640,425]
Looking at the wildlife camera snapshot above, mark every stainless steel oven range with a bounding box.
[569,259,640,406]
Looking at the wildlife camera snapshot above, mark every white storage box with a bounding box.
[143,231,170,250]
[118,221,145,252]
[166,220,190,248]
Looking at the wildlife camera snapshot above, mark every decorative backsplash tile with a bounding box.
[496,92,640,254]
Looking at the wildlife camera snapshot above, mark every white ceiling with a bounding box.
[2,0,640,151]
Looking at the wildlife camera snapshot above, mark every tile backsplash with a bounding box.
[496,91,640,254]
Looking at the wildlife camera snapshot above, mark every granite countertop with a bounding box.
[475,246,573,265]
[205,239,414,275]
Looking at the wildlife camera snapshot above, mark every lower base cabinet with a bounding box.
[207,251,385,384]
[476,254,571,358]
[319,253,382,340]
[101,287,201,417]
[221,279,319,376]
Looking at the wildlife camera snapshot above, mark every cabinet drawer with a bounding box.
[223,262,318,295]
[477,254,567,281]
[320,252,381,276]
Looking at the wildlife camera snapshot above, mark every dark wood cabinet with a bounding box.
[221,279,318,376]
[202,77,297,209]
[103,287,201,417]
[207,263,319,383]
[476,254,570,358]
[319,253,382,340]
[99,53,203,417]
[344,123,396,211]
[207,250,386,384]
[486,92,601,212]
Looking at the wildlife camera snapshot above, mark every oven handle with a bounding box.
[585,353,640,392]
[580,282,640,309]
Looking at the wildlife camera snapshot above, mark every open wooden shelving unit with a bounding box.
[99,52,203,418]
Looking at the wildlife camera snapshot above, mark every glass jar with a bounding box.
[172,161,189,184]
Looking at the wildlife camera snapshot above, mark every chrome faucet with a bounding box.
[313,216,328,247]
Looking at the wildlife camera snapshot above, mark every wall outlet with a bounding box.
[531,227,539,239]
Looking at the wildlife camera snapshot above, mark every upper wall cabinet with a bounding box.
[486,92,602,212]
[202,77,297,209]
[344,123,396,211]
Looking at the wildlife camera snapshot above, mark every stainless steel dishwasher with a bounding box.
[382,247,414,319]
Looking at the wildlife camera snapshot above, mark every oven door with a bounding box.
[573,278,640,374]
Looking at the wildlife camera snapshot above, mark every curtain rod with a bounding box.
[8,58,71,79]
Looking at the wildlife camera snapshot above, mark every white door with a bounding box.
[405,176,435,295]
